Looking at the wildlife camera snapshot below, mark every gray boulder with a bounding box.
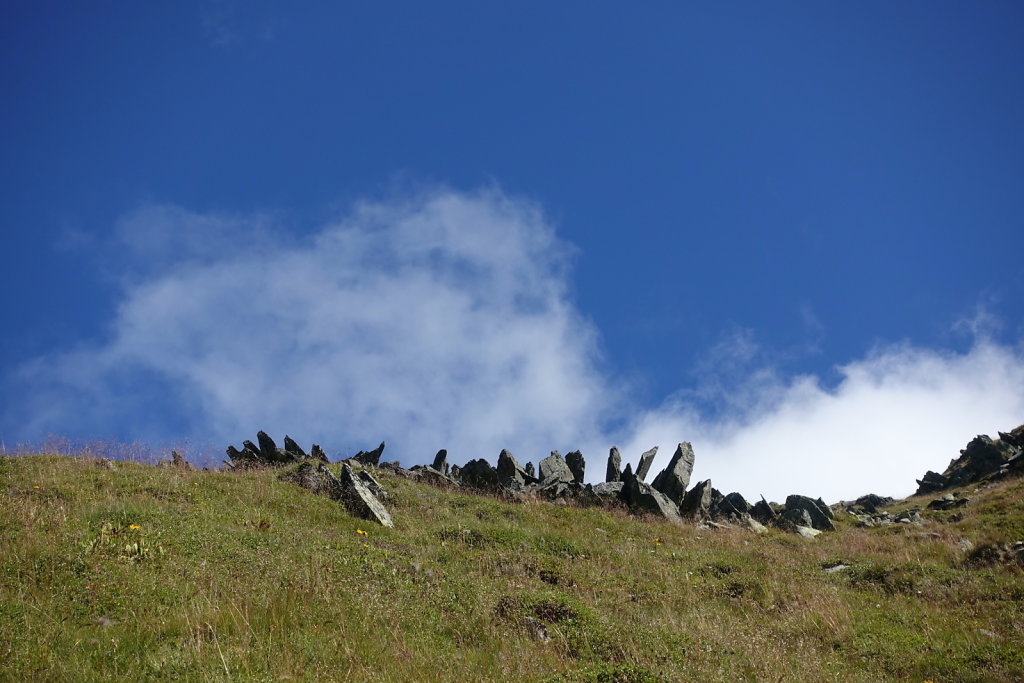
[357,469,389,502]
[750,497,777,524]
[622,475,682,524]
[431,449,449,474]
[565,450,586,484]
[310,444,328,462]
[650,442,695,504]
[257,431,279,460]
[539,451,575,485]
[784,495,835,531]
[497,449,536,487]
[459,458,500,490]
[592,481,625,502]
[605,447,622,482]
[635,446,659,482]
[283,435,306,457]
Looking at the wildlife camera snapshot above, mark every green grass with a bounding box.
[1,454,1023,681]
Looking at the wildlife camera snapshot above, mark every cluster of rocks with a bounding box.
[916,425,1024,495]
[281,461,394,528]
[225,431,328,469]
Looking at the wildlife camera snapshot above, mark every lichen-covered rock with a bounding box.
[339,464,394,527]
[650,442,695,504]
[539,451,575,485]
[605,447,622,483]
[497,449,536,487]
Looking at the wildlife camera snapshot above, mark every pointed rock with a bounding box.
[497,449,536,487]
[750,497,777,524]
[431,449,448,473]
[310,444,328,462]
[636,446,659,482]
[784,495,835,531]
[650,442,695,504]
[606,447,622,482]
[339,464,393,527]
[565,450,585,484]
[283,435,306,457]
[539,451,575,485]
[257,431,279,460]
[354,441,386,467]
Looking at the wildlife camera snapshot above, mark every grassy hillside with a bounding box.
[1,454,1023,682]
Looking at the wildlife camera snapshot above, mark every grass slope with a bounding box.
[1,454,1023,682]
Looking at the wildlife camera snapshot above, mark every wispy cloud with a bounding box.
[6,188,1023,502]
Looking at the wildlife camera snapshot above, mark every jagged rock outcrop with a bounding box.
[621,469,683,525]
[915,426,1024,495]
[539,452,575,485]
[605,447,622,483]
[750,497,777,525]
[280,461,394,527]
[650,442,695,505]
[565,451,585,484]
[354,441,386,467]
[635,447,658,482]
[226,432,328,469]
[497,449,536,488]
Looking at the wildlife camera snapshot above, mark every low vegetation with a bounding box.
[1,453,1022,681]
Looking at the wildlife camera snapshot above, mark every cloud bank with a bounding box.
[6,188,1023,502]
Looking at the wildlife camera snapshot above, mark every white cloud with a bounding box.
[7,187,1024,503]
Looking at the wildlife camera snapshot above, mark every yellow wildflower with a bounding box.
[355,529,368,536]
[128,524,141,530]
[362,543,370,549]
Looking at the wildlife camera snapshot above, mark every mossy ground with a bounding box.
[1,454,1022,681]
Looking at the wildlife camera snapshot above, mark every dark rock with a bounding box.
[719,492,750,518]
[418,466,460,488]
[852,494,893,513]
[283,435,306,457]
[750,497,777,524]
[497,449,536,487]
[621,462,634,484]
[431,449,448,473]
[354,441,386,467]
[339,464,394,527]
[605,447,622,483]
[635,446,659,482]
[778,508,813,530]
[894,509,923,525]
[915,430,1019,495]
[565,450,585,484]
[242,440,260,456]
[539,451,575,485]
[525,462,535,478]
[281,462,338,497]
[915,470,949,496]
[459,458,500,490]
[257,431,279,460]
[158,450,194,470]
[650,442,695,505]
[784,495,835,531]
[310,444,328,462]
[680,479,713,520]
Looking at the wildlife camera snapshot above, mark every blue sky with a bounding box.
[2,2,1023,501]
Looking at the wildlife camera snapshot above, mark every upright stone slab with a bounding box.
[605,447,622,483]
[636,446,659,482]
[539,451,575,485]
[497,449,535,487]
[257,431,279,460]
[565,451,585,484]
[432,449,449,474]
[283,435,306,457]
[650,442,696,504]
[339,464,394,527]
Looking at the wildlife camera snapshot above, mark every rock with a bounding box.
[358,470,389,502]
[283,435,306,457]
[822,563,850,573]
[650,442,695,505]
[459,458,500,490]
[720,492,750,517]
[281,462,338,497]
[338,464,394,527]
[635,446,659,482]
[927,493,970,511]
[310,444,328,462]
[354,441,386,467]
[915,470,949,496]
[417,466,460,488]
[525,462,535,478]
[539,451,575,485]
[795,526,821,539]
[158,450,194,470]
[621,476,682,524]
[784,495,836,531]
[605,447,622,483]
[750,497,777,524]
[851,494,893,513]
[257,431,279,460]
[592,481,625,501]
[894,509,923,525]
[744,517,769,534]
[915,430,1019,495]
[431,449,449,474]
[680,479,713,520]
[565,450,585,484]
[497,449,536,487]
[779,508,813,529]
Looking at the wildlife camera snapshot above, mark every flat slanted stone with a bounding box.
[635,447,659,482]
[339,464,394,527]
[680,479,713,520]
[358,469,389,502]
[606,447,622,483]
[565,450,586,484]
[257,431,279,460]
[651,442,695,504]
[283,435,306,457]
[539,451,575,485]
[354,442,386,467]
